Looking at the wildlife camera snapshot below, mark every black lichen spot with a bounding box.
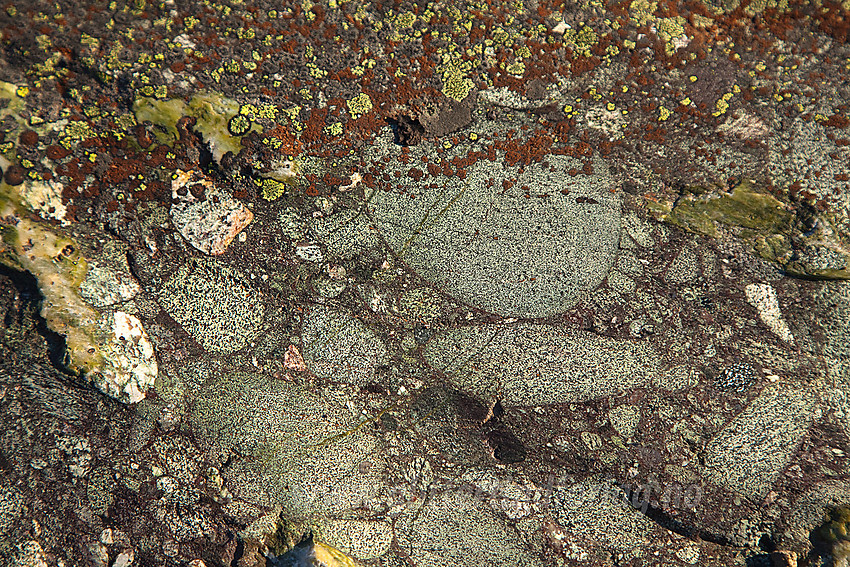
[714,363,756,392]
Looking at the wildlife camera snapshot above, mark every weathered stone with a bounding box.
[425,323,660,405]
[703,386,816,498]
[368,130,620,318]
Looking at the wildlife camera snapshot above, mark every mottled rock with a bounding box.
[424,323,660,405]
[368,128,620,318]
[170,169,253,256]
[746,283,794,343]
[157,259,264,354]
[94,311,158,403]
[313,519,393,560]
[302,306,388,386]
[703,386,816,498]
[189,369,384,518]
[394,490,538,567]
[551,479,665,553]
[310,208,382,261]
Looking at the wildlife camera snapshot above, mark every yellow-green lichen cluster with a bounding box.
[346,93,373,120]
[651,180,850,279]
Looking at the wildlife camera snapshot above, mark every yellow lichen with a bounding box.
[346,93,373,119]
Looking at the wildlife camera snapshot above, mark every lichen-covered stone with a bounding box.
[2,174,156,403]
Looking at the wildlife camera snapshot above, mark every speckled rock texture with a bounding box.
[1,0,850,565]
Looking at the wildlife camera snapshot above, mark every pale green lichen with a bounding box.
[654,180,849,279]
[0,182,157,402]
[132,96,188,145]
[0,182,102,375]
[132,91,263,161]
[1,81,157,402]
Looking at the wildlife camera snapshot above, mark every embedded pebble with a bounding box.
[169,169,253,256]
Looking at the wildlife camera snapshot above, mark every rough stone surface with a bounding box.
[2,0,850,565]
[169,169,254,256]
[302,305,388,386]
[703,386,817,498]
[394,490,538,567]
[551,480,664,553]
[189,369,385,518]
[369,132,620,318]
[157,259,265,354]
[424,323,660,405]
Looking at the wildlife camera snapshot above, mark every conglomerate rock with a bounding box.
[1,0,850,565]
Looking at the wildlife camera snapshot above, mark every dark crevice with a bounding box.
[230,538,244,567]
[386,115,425,146]
[0,263,67,370]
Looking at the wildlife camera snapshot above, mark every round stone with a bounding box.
[367,135,621,318]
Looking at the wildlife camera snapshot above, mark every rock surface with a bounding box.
[0,0,849,565]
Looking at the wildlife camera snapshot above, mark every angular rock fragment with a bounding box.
[170,169,253,255]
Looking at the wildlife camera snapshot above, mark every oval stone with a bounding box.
[368,138,621,318]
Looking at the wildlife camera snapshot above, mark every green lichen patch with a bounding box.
[188,92,256,162]
[132,96,188,146]
[657,181,850,279]
[1,182,102,375]
[132,92,263,161]
[812,506,850,564]
[662,181,794,238]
